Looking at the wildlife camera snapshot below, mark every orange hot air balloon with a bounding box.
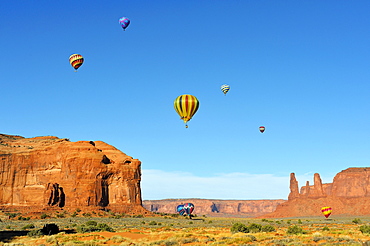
[174,94,199,128]
[259,126,265,133]
[321,206,332,218]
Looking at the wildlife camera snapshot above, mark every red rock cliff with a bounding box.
[264,168,370,218]
[143,199,286,217]
[0,134,147,213]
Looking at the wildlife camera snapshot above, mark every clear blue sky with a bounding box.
[1,1,370,200]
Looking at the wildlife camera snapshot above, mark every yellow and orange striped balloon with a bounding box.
[321,206,332,218]
[174,94,199,128]
[69,54,84,71]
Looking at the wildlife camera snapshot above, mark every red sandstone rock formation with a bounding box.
[263,168,370,218]
[143,199,286,217]
[0,134,147,214]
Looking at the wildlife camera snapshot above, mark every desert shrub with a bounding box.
[150,238,179,245]
[287,225,304,234]
[245,234,257,241]
[17,216,30,220]
[56,213,65,218]
[298,219,302,224]
[261,224,276,232]
[40,213,49,219]
[353,218,362,224]
[5,212,20,218]
[271,238,294,244]
[312,236,335,243]
[110,235,127,243]
[22,224,35,230]
[27,229,43,237]
[180,237,198,244]
[322,226,330,231]
[203,236,215,243]
[86,220,98,226]
[76,221,114,233]
[97,223,114,232]
[248,223,262,233]
[360,225,370,234]
[82,212,91,217]
[231,222,249,233]
[148,221,158,225]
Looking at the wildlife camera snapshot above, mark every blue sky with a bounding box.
[1,1,370,200]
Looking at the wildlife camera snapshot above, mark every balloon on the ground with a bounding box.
[183,203,194,215]
[69,54,84,71]
[176,203,194,216]
[174,94,199,128]
[259,126,265,133]
[221,84,230,95]
[119,17,130,30]
[321,206,332,218]
[177,205,185,216]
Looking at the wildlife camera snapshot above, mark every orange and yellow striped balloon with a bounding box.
[69,54,84,71]
[321,206,332,218]
[174,94,199,128]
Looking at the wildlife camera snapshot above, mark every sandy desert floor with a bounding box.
[2,212,370,245]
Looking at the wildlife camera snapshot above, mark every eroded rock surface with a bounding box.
[143,199,286,217]
[0,134,147,214]
[264,168,370,218]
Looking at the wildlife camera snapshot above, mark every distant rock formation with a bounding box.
[143,199,286,217]
[264,168,370,218]
[0,134,147,214]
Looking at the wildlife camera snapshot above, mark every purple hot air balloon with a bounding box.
[119,17,130,31]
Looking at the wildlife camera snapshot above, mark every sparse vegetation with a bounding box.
[353,218,362,224]
[2,215,370,245]
[360,224,370,234]
[287,225,305,234]
[76,220,114,233]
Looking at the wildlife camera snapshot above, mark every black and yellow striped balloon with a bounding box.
[69,54,84,71]
[174,94,199,128]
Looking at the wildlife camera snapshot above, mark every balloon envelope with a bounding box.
[119,17,130,30]
[69,54,84,71]
[177,205,185,216]
[321,206,332,218]
[259,126,265,133]
[174,95,199,127]
[221,84,230,95]
[183,203,194,215]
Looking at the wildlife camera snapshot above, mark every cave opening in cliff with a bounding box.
[98,179,109,207]
[101,155,111,164]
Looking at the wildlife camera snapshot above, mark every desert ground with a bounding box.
[1,210,370,245]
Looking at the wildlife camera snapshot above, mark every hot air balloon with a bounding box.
[221,84,230,95]
[174,95,199,128]
[69,54,84,71]
[177,205,185,216]
[119,17,130,30]
[259,126,265,133]
[321,206,332,218]
[183,203,194,218]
